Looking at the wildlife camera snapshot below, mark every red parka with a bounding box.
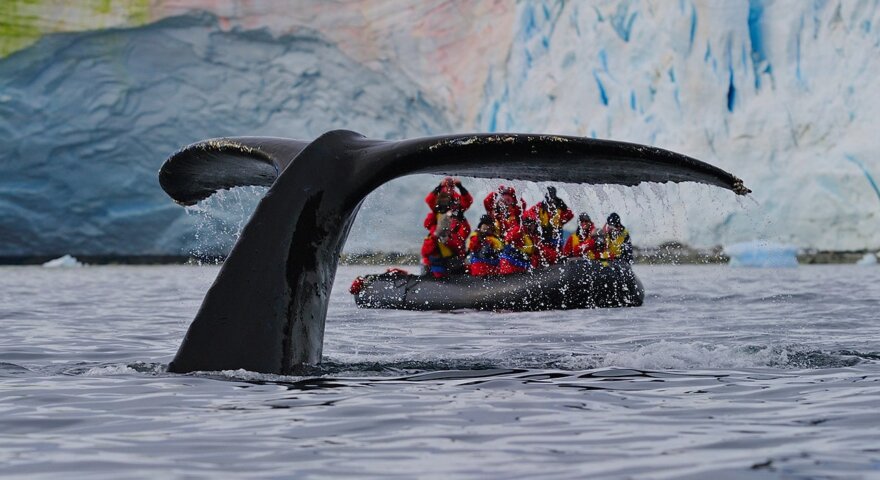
[563,225,600,259]
[424,185,473,232]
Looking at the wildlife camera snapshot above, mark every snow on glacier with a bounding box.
[1,1,879,256]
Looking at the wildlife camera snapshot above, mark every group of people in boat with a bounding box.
[420,177,633,278]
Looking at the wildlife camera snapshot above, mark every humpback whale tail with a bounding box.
[159,130,749,374]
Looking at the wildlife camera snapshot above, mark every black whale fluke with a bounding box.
[160,130,749,374]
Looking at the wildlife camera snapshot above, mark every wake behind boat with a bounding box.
[351,259,643,311]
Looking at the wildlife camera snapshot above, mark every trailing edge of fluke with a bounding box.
[158,130,750,374]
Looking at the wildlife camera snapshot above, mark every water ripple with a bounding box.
[0,264,879,478]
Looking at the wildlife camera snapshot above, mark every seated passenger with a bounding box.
[563,213,601,260]
[524,186,573,265]
[534,232,561,267]
[599,212,633,264]
[424,177,473,233]
[498,218,538,274]
[446,209,471,258]
[467,215,504,276]
[421,219,466,278]
[520,217,543,269]
[483,185,526,237]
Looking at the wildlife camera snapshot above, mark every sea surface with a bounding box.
[1,264,879,479]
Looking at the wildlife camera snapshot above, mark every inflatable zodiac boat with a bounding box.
[351,259,644,311]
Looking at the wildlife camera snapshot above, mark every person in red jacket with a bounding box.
[466,215,504,276]
[447,210,470,258]
[524,186,573,265]
[498,221,535,275]
[563,213,601,260]
[422,177,474,276]
[424,177,473,232]
[522,217,553,268]
[522,217,544,269]
[421,216,467,278]
[483,185,526,237]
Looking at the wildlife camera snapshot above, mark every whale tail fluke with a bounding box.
[158,137,309,206]
[162,130,749,374]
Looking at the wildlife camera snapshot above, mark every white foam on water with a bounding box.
[599,341,801,370]
[213,368,307,383]
[83,364,139,376]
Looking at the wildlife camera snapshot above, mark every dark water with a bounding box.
[1,264,879,478]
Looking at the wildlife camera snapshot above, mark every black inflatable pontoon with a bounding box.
[353,259,644,311]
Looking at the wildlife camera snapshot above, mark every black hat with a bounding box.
[478,214,494,228]
[607,212,622,226]
[578,213,592,223]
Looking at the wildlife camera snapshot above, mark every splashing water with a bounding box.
[183,186,268,262]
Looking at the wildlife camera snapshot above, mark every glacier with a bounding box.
[1,1,879,257]
[0,13,449,256]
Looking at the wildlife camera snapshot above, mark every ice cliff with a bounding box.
[1,0,878,256]
[0,13,449,255]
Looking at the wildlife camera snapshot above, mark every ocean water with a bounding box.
[1,264,878,478]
